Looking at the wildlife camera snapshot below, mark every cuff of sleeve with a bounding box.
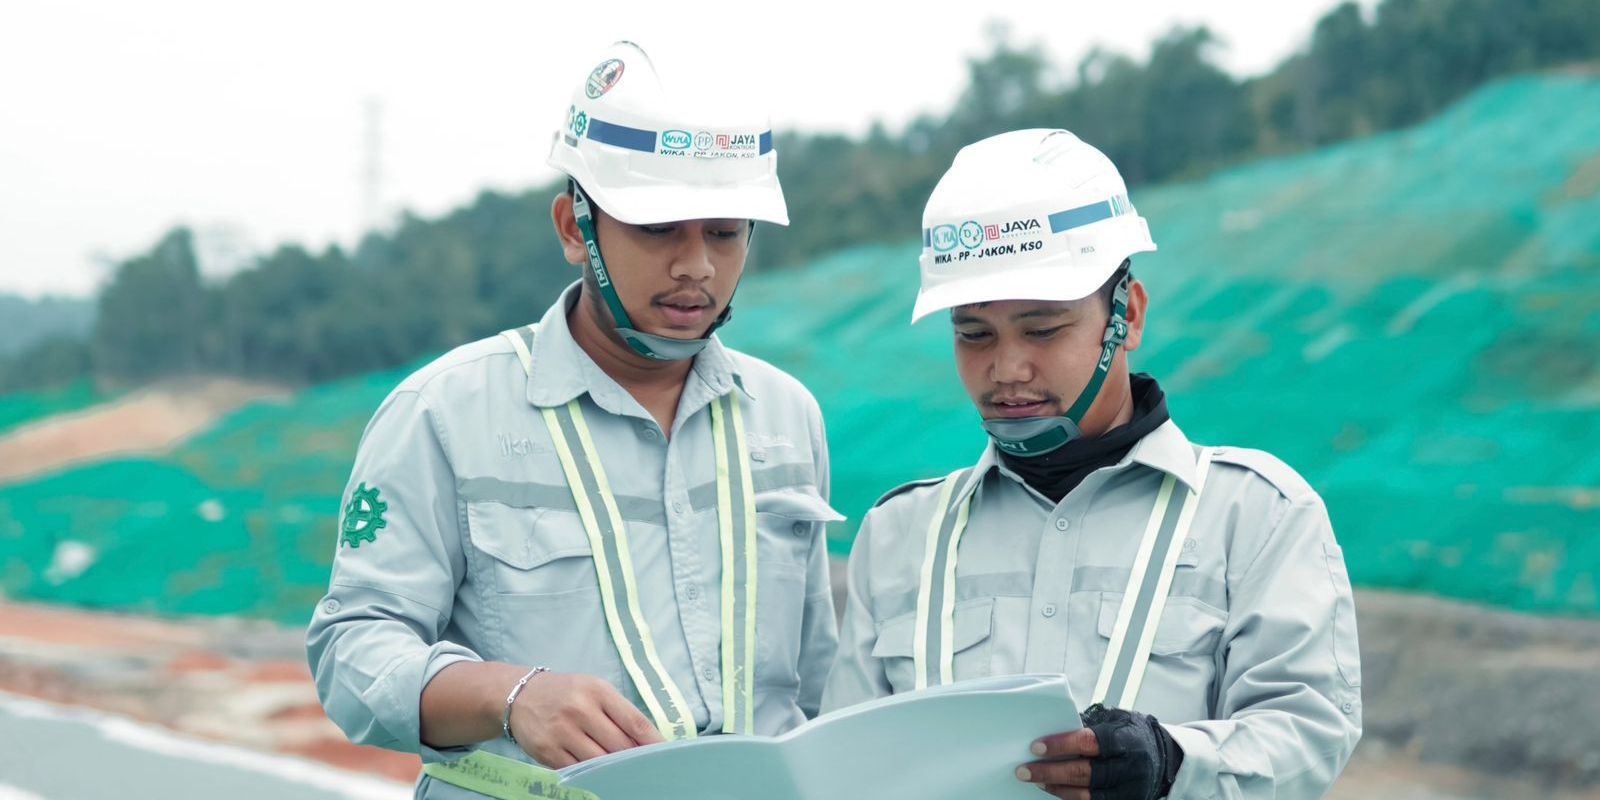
[371,642,481,759]
[1165,723,1221,800]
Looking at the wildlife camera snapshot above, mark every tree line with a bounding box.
[3,0,1596,392]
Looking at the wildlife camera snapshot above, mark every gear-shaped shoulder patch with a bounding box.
[341,483,388,548]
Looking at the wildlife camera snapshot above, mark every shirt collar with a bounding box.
[950,418,1201,507]
[689,327,753,401]
[523,281,751,410]
[1126,419,1201,491]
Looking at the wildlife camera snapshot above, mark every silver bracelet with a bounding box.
[502,666,549,745]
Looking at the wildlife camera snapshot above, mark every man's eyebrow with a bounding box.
[1012,307,1071,322]
[952,305,1074,325]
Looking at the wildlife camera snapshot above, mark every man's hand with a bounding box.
[1016,704,1183,800]
[508,672,665,768]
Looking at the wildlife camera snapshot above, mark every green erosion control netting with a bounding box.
[0,363,418,622]
[2,75,1598,623]
[0,380,110,437]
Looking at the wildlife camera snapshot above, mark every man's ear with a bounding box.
[551,193,588,267]
[1123,278,1149,352]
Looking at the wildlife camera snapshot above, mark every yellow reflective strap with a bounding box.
[507,324,760,739]
[712,397,736,731]
[936,494,972,686]
[733,394,758,735]
[913,470,965,690]
[501,326,535,374]
[541,404,683,739]
[1091,474,1178,707]
[421,751,597,800]
[564,401,697,740]
[1118,448,1216,706]
[727,393,759,733]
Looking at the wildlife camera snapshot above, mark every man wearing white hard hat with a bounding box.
[823,130,1361,799]
[308,41,843,797]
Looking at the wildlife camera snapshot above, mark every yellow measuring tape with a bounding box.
[422,750,598,800]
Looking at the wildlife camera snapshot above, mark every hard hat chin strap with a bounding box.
[983,274,1131,457]
[571,183,733,362]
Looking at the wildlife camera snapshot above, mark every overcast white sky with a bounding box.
[0,0,1363,299]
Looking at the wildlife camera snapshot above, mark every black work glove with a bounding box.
[1077,703,1184,800]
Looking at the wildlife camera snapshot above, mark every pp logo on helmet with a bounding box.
[958,221,984,250]
[585,59,625,99]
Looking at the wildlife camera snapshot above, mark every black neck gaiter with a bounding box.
[998,374,1170,503]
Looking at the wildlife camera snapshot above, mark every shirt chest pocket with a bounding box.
[466,501,599,597]
[753,486,843,574]
[745,486,841,685]
[1096,591,1226,658]
[871,597,995,694]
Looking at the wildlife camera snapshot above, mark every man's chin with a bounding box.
[638,324,713,341]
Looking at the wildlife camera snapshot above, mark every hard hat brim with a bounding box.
[909,248,1153,323]
[584,179,790,227]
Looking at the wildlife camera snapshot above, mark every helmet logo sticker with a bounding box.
[646,130,761,160]
[661,129,693,150]
[958,221,985,249]
[927,216,1048,264]
[987,218,1041,240]
[585,58,626,99]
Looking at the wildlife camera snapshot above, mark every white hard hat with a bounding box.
[911,129,1155,322]
[547,41,788,226]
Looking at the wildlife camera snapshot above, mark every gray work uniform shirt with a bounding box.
[822,420,1362,800]
[307,283,841,795]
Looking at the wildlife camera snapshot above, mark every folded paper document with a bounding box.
[424,673,1081,800]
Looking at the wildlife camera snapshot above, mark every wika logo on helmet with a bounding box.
[660,129,693,150]
[585,59,625,99]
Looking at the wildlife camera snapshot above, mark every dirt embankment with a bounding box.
[2,590,1599,797]
[1353,590,1600,797]
[0,377,288,484]
[0,601,420,784]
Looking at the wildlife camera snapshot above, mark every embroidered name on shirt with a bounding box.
[746,433,795,450]
[498,434,549,457]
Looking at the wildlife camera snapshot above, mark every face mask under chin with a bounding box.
[982,415,1084,457]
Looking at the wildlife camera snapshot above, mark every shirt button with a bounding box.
[323,599,341,614]
[702,666,717,681]
[685,585,699,601]
[672,501,685,515]
[1041,604,1057,618]
[642,428,660,441]
[792,521,809,536]
[1054,518,1070,532]
[751,450,767,463]
[1342,701,1356,714]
